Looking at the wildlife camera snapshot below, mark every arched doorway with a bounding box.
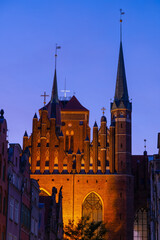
[82,192,102,222]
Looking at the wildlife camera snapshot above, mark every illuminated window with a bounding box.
[82,192,102,222]
[134,208,148,240]
[65,131,74,152]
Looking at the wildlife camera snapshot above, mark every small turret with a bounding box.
[109,125,115,173]
[23,131,28,151]
[67,149,73,173]
[24,130,28,137]
[49,117,56,173]
[84,136,90,173]
[31,112,38,173]
[33,113,38,119]
[76,149,81,173]
[58,131,64,173]
[93,121,98,173]
[100,116,107,173]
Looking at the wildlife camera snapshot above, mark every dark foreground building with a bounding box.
[0,110,8,240]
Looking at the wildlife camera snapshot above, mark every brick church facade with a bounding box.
[23,42,149,240]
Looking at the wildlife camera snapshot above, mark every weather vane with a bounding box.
[120,9,125,42]
[101,107,106,116]
[55,43,61,69]
[144,139,147,151]
[61,78,70,98]
[41,91,49,106]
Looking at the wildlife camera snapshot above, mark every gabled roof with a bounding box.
[60,96,88,112]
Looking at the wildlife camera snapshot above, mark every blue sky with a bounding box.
[0,0,160,154]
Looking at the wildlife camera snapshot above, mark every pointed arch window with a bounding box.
[134,208,148,239]
[82,192,102,222]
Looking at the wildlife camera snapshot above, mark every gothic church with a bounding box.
[23,41,149,240]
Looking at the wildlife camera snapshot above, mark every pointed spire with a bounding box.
[111,11,131,112]
[85,136,89,141]
[68,149,72,155]
[24,131,28,137]
[33,113,37,119]
[93,121,98,127]
[111,42,131,111]
[76,148,81,155]
[114,42,128,102]
[51,69,59,104]
[59,130,64,137]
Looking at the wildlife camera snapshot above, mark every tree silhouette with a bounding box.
[64,216,107,240]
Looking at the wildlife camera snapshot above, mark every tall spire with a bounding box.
[114,42,128,103]
[111,10,131,111]
[51,69,58,104]
[50,45,61,130]
[51,44,61,104]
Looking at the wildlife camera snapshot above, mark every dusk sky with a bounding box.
[0,0,160,155]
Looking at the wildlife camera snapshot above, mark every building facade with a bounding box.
[39,186,63,240]
[7,143,22,240]
[0,109,8,240]
[150,133,160,240]
[23,42,149,240]
[30,179,40,240]
[20,148,31,240]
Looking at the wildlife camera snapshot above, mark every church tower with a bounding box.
[110,42,132,174]
[24,32,135,239]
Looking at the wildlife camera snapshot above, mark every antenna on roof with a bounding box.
[61,78,70,98]
[144,139,147,151]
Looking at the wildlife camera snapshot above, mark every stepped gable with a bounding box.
[60,95,88,112]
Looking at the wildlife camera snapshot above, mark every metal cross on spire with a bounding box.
[61,78,70,98]
[101,107,106,116]
[41,91,49,106]
[55,43,61,69]
[120,9,125,42]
